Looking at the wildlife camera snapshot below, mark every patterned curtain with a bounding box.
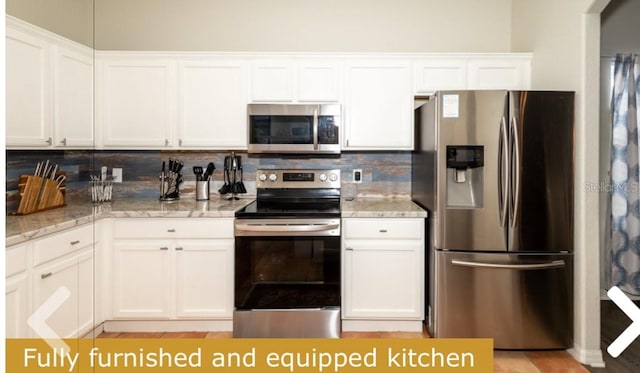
[611,54,640,294]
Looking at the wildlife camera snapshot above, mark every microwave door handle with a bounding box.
[313,108,319,150]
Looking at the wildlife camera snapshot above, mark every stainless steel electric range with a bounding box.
[233,169,341,338]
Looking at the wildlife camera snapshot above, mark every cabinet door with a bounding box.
[297,60,340,102]
[413,59,467,94]
[178,60,247,148]
[33,249,94,338]
[343,241,423,319]
[6,27,52,147]
[112,242,171,318]
[99,58,175,148]
[6,274,30,338]
[467,59,529,90]
[174,239,234,318]
[250,60,294,102]
[53,45,94,147]
[344,60,413,150]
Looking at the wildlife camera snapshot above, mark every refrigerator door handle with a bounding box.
[509,116,521,228]
[451,259,566,270]
[498,116,509,227]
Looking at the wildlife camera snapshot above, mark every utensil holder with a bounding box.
[196,180,210,201]
[91,179,114,203]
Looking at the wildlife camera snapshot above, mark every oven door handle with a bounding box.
[235,222,340,234]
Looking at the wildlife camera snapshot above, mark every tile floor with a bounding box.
[98,330,590,372]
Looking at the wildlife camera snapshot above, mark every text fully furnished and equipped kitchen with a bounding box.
[5,0,637,371]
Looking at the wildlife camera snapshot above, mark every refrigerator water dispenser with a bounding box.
[446,146,484,208]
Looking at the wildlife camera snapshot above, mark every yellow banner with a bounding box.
[6,338,493,372]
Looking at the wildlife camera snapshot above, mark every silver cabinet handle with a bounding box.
[46,137,52,145]
[41,272,53,279]
[160,247,169,250]
[175,247,184,251]
[179,139,183,147]
[165,139,169,147]
[60,138,67,146]
[345,247,354,251]
[379,229,388,233]
[451,259,565,270]
[167,229,176,233]
[70,240,80,245]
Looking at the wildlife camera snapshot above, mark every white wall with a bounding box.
[6,0,93,47]
[93,0,512,52]
[511,0,606,366]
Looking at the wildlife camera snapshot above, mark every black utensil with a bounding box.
[218,156,231,194]
[193,166,203,181]
[204,162,215,180]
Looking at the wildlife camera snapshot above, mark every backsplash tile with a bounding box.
[6,150,412,213]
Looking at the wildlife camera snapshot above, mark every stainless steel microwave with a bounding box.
[247,104,341,154]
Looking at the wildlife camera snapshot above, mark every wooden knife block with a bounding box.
[15,175,66,215]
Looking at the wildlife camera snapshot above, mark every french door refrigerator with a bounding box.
[412,90,574,349]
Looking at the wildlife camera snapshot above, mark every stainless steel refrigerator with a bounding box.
[412,90,574,349]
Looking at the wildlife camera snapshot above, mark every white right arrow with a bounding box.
[27,286,71,355]
[607,286,640,358]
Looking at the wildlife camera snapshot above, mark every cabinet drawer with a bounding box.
[343,218,423,240]
[33,224,95,266]
[113,218,233,239]
[6,243,29,277]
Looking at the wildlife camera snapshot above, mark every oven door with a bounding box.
[234,218,340,310]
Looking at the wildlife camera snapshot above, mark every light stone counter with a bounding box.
[5,197,254,246]
[341,197,428,218]
[6,197,427,246]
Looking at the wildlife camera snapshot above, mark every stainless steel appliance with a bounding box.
[247,104,340,154]
[234,169,341,338]
[412,90,575,349]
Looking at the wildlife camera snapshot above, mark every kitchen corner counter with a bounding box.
[341,198,428,218]
[5,197,254,247]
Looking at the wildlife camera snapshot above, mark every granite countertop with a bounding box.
[5,197,254,246]
[341,197,428,218]
[6,196,427,247]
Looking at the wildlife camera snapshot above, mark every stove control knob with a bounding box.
[319,173,328,182]
[258,174,267,182]
[269,173,278,182]
[329,173,339,182]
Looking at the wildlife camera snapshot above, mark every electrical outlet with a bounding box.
[112,168,123,183]
[353,169,362,184]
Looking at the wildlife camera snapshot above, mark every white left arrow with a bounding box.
[607,286,640,358]
[27,286,71,355]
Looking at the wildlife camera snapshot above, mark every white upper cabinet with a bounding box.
[467,57,531,90]
[97,57,176,148]
[344,59,414,150]
[250,60,294,102]
[413,58,467,94]
[6,26,52,147]
[297,60,341,102]
[177,59,247,149]
[53,44,94,147]
[250,58,341,103]
[6,17,95,149]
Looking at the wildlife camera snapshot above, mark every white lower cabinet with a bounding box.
[110,219,234,321]
[33,248,95,338]
[5,223,98,338]
[5,273,29,338]
[342,218,424,331]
